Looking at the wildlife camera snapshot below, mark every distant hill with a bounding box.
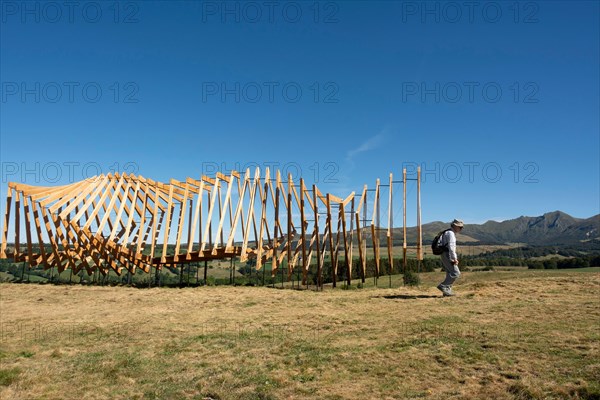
[298,211,600,248]
[382,211,600,246]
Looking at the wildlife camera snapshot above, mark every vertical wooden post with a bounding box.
[387,173,394,279]
[136,187,148,258]
[334,208,342,286]
[161,184,174,263]
[217,180,224,248]
[340,202,351,286]
[363,185,367,283]
[0,187,13,259]
[32,198,47,267]
[371,179,380,278]
[355,211,364,284]
[299,178,307,285]
[417,167,423,262]
[326,194,335,288]
[187,199,193,255]
[202,175,220,254]
[23,195,34,267]
[287,174,292,281]
[174,183,189,262]
[225,170,248,252]
[403,168,407,274]
[240,169,259,262]
[189,180,205,256]
[14,190,21,262]
[312,185,321,290]
[349,196,355,283]
[256,169,269,270]
[150,183,160,261]
[273,178,279,278]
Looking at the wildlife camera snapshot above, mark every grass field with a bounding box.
[1,268,599,399]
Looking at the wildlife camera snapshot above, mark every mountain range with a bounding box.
[390,211,599,246]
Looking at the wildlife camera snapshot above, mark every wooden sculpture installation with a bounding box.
[0,167,422,287]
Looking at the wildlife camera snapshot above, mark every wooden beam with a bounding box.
[14,190,21,262]
[299,178,307,283]
[1,188,13,258]
[240,168,259,262]
[161,184,175,263]
[326,194,336,287]
[174,182,190,262]
[388,173,394,276]
[371,179,381,277]
[313,184,321,288]
[403,168,407,272]
[213,172,236,255]
[23,195,35,267]
[202,174,220,254]
[417,166,423,261]
[187,179,205,256]
[256,168,270,270]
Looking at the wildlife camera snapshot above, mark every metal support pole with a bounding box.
[204,260,208,285]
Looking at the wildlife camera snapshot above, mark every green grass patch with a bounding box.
[0,367,21,386]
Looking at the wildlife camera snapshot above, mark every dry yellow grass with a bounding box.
[1,269,599,400]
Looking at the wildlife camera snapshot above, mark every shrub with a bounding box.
[403,270,421,286]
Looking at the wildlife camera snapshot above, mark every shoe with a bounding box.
[437,284,454,297]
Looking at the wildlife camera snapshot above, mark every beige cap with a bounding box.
[451,219,464,228]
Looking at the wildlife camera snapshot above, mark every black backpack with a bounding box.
[431,229,451,255]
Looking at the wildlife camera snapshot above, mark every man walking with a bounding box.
[437,219,464,296]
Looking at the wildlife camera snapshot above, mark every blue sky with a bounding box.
[1,0,599,227]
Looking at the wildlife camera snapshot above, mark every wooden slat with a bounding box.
[174,182,190,261]
[108,179,133,241]
[84,175,124,231]
[50,177,100,215]
[388,173,394,275]
[272,177,280,277]
[340,201,350,284]
[37,178,92,207]
[371,179,381,277]
[161,184,175,263]
[71,176,110,225]
[417,166,423,261]
[14,190,21,262]
[35,201,62,270]
[1,188,13,258]
[333,204,342,286]
[355,212,365,283]
[286,174,293,279]
[403,168,407,272]
[122,180,141,245]
[326,194,335,287]
[135,184,149,256]
[256,168,269,270]
[312,184,321,288]
[213,172,235,255]
[149,183,161,260]
[201,174,220,253]
[31,196,48,267]
[240,168,260,262]
[188,180,205,256]
[23,195,35,267]
[299,178,307,283]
